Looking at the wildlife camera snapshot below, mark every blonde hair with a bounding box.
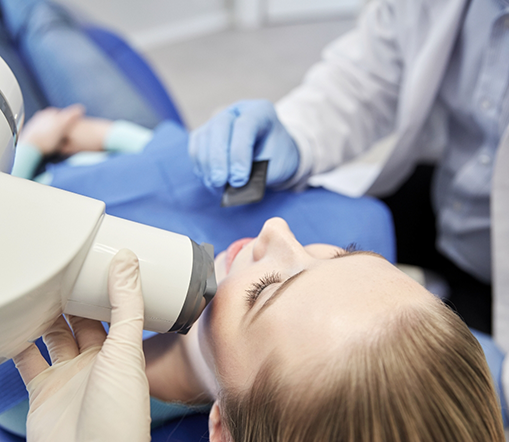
[220,299,504,442]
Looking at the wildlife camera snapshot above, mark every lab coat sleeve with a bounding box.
[276,0,402,187]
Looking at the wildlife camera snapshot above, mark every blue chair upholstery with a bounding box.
[82,26,186,127]
[151,413,209,442]
[0,428,24,442]
[0,414,210,442]
[471,330,508,426]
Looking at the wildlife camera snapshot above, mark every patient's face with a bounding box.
[199,217,432,392]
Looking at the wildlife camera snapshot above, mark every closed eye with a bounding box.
[245,271,282,308]
[332,245,386,261]
[331,243,359,258]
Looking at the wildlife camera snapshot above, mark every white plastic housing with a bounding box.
[0,173,104,363]
[0,174,197,363]
[0,57,205,363]
[0,57,24,174]
[66,214,193,333]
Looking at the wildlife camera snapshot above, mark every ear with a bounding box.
[209,401,232,442]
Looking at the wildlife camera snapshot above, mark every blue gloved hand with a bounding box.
[189,100,300,192]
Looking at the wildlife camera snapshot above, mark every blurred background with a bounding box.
[54,0,360,128]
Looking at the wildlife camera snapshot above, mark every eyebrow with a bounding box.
[249,250,387,324]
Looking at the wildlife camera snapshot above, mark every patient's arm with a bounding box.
[11,105,85,179]
[18,105,85,155]
[60,116,113,155]
[64,118,154,155]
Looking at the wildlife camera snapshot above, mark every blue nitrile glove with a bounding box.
[189,100,300,193]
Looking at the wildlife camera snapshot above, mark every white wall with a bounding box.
[56,0,359,48]
[233,0,360,28]
[267,0,360,22]
[55,0,230,49]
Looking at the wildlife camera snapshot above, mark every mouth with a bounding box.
[225,238,253,273]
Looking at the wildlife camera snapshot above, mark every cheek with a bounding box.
[200,280,286,391]
[214,251,228,283]
[199,279,246,367]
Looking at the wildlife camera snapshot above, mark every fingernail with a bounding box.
[210,172,225,187]
[230,176,248,187]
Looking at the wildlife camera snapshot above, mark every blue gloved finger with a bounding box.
[193,128,219,190]
[188,127,207,180]
[189,110,236,190]
[42,316,79,364]
[190,132,224,197]
[228,112,260,187]
[206,109,237,188]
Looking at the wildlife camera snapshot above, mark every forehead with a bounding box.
[278,254,409,303]
[251,256,429,343]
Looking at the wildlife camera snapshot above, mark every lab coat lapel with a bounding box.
[492,124,509,352]
[397,0,467,129]
[369,0,470,194]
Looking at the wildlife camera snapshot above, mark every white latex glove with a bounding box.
[13,249,150,442]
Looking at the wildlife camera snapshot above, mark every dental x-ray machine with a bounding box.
[0,57,216,364]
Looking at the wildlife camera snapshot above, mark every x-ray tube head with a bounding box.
[0,173,217,363]
[65,213,217,335]
[0,56,216,363]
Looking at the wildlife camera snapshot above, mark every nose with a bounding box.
[252,217,305,262]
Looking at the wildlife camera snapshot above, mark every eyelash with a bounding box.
[332,243,359,258]
[245,271,282,307]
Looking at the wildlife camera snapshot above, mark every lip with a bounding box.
[225,238,253,273]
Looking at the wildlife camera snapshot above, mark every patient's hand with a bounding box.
[60,117,114,155]
[19,105,85,155]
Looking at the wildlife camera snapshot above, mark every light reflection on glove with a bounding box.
[189,99,300,192]
[13,249,150,442]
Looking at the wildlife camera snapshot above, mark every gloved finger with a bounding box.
[13,343,50,385]
[42,316,79,364]
[190,109,237,190]
[206,109,237,188]
[67,315,106,353]
[107,249,144,345]
[189,127,211,184]
[228,113,261,187]
[188,128,203,175]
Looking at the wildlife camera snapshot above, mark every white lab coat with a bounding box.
[276,0,509,351]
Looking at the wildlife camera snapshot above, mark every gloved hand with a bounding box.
[13,249,150,442]
[189,99,300,192]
